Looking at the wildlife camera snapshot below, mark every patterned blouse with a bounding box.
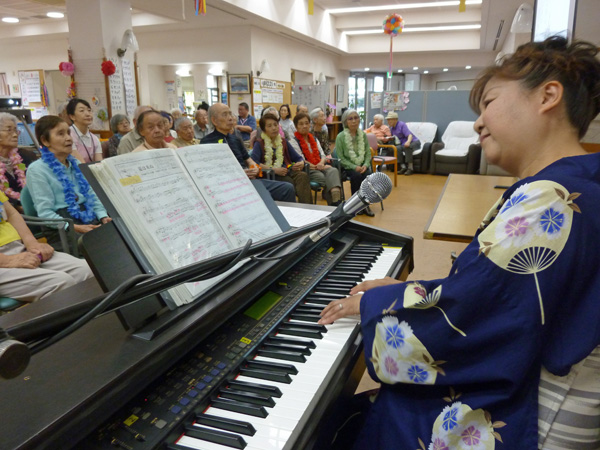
[354,152,600,449]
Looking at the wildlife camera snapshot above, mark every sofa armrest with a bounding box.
[431,142,445,154]
[466,144,482,174]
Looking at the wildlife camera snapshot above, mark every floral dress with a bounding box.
[355,153,600,449]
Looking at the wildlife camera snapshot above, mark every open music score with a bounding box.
[89,144,282,307]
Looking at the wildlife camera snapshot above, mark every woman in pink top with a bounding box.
[67,98,103,163]
[365,114,392,143]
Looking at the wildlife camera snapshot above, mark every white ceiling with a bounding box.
[0,0,597,75]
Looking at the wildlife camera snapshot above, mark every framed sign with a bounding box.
[336,84,344,103]
[228,74,250,94]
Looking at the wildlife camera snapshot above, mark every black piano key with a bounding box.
[196,413,256,436]
[342,257,375,264]
[313,286,349,295]
[256,348,307,363]
[262,342,311,355]
[227,379,282,398]
[347,248,381,255]
[267,335,316,349]
[184,424,247,449]
[308,291,344,299]
[317,282,356,290]
[294,306,324,315]
[211,397,269,418]
[246,358,299,374]
[335,263,371,271]
[276,326,323,340]
[239,368,292,384]
[355,242,383,249]
[326,273,364,281]
[280,322,327,334]
[290,313,321,323]
[219,388,276,407]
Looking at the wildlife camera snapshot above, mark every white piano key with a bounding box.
[176,432,286,450]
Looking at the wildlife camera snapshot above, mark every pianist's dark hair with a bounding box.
[470,35,600,139]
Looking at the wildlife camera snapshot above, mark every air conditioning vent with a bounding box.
[492,19,504,51]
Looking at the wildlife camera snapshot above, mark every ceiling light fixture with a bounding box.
[257,59,271,77]
[465,65,472,69]
[328,0,482,15]
[46,12,64,19]
[397,69,403,73]
[344,24,481,35]
[423,70,429,74]
[2,17,19,23]
[443,68,449,72]
[413,66,419,70]
[364,67,370,71]
[117,29,139,57]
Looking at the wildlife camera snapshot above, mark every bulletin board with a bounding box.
[291,84,328,113]
[251,77,292,119]
[18,70,49,119]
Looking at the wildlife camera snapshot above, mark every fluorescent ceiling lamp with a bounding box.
[465,65,472,69]
[344,24,480,35]
[47,12,64,18]
[2,17,19,23]
[328,0,482,14]
[364,67,370,71]
[423,70,429,74]
[176,68,190,77]
[443,68,449,72]
[413,66,419,70]
[397,69,403,73]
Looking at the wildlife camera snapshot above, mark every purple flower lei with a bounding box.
[40,146,97,224]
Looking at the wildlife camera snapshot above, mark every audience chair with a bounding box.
[366,133,397,187]
[430,121,481,175]
[405,122,438,173]
[330,149,348,202]
[0,297,24,314]
[303,163,323,204]
[20,186,80,257]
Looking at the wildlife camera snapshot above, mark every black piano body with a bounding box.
[0,220,413,450]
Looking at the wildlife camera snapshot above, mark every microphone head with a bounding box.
[360,172,393,203]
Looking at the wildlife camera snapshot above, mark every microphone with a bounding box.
[305,172,393,244]
[0,329,30,380]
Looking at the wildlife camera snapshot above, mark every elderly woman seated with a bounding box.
[365,113,393,144]
[309,108,331,156]
[249,106,285,149]
[0,112,35,212]
[133,110,177,152]
[335,109,374,216]
[26,115,111,246]
[0,191,93,302]
[172,117,200,147]
[105,114,131,158]
[289,112,341,205]
[251,112,312,204]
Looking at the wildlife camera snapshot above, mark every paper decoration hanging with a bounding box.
[195,0,206,15]
[59,62,74,77]
[459,0,466,12]
[308,0,314,15]
[382,14,404,90]
[101,60,116,76]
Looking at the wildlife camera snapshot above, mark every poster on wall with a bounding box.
[121,59,137,117]
[19,71,42,105]
[108,57,125,114]
[383,91,410,112]
[370,92,382,109]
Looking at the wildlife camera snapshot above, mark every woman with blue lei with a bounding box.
[26,115,110,247]
[319,36,600,450]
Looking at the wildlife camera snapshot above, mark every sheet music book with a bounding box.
[88,144,283,307]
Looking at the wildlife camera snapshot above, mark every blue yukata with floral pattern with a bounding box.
[355,152,600,450]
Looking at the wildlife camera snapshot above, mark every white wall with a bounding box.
[421,70,477,91]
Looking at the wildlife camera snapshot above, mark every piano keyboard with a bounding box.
[169,245,402,450]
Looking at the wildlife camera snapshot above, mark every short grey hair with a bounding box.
[133,105,152,122]
[341,109,359,128]
[0,112,18,128]
[174,117,192,130]
[373,113,384,122]
[309,107,323,122]
[109,114,129,134]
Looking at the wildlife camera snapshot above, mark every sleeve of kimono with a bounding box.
[360,179,588,388]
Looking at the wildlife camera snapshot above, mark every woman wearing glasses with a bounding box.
[334,109,374,216]
[0,113,35,212]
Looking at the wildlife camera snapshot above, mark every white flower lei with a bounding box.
[262,132,284,168]
[344,129,366,165]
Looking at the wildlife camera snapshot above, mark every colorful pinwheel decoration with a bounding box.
[383,14,405,89]
[195,0,206,15]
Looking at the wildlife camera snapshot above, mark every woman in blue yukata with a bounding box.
[319,36,600,450]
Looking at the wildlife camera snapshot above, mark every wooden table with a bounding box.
[326,121,342,141]
[424,174,517,243]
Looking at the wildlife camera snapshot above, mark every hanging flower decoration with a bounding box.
[101,60,116,76]
[67,81,76,99]
[59,62,75,77]
[383,13,404,36]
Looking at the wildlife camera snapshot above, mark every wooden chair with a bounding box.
[366,133,397,187]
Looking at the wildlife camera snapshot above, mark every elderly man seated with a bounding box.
[201,103,296,203]
[193,109,212,140]
[386,111,420,176]
[0,191,93,302]
[173,118,200,147]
